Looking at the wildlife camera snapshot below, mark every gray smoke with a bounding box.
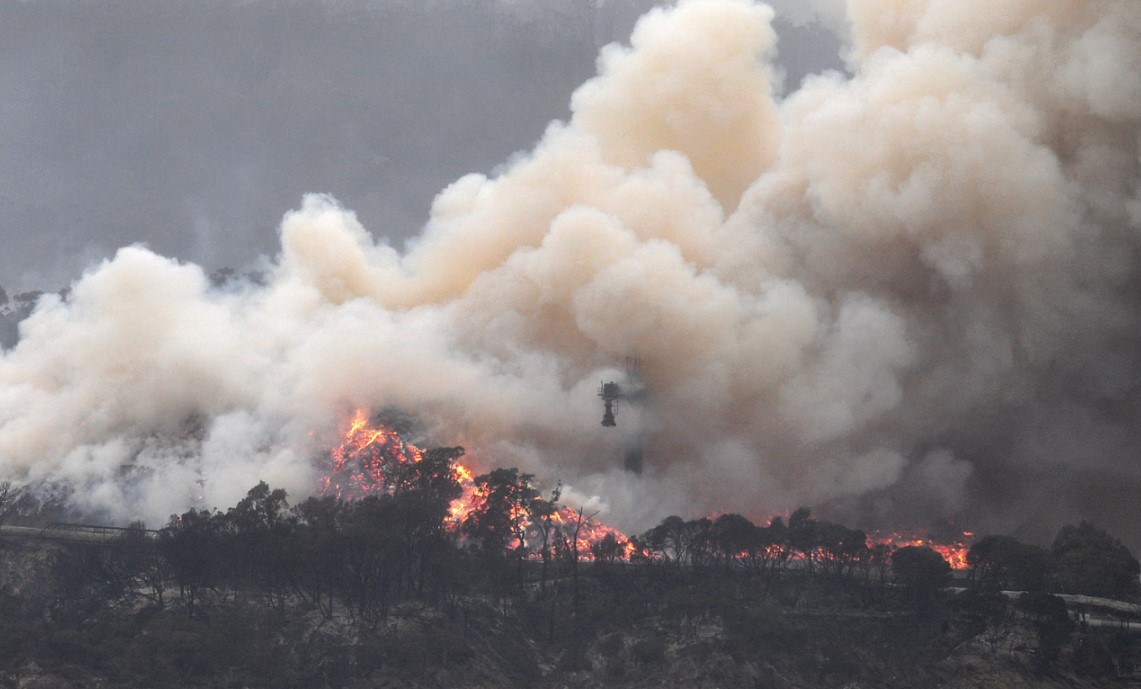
[1,0,1139,548]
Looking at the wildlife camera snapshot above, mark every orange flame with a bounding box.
[869,528,974,570]
[322,412,973,568]
[320,409,425,500]
[321,411,631,558]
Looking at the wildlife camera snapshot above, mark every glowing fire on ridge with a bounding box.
[319,409,425,499]
[320,410,634,560]
[869,529,974,570]
[321,410,971,567]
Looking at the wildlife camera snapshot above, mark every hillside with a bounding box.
[0,492,1137,689]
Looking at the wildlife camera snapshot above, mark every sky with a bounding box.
[0,0,841,294]
[1,0,1139,552]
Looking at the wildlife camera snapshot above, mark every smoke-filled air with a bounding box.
[1,0,1140,547]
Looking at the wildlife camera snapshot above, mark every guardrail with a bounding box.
[0,521,159,543]
[43,522,159,538]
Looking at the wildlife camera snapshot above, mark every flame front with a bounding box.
[322,411,970,568]
[548,506,637,560]
[320,409,425,500]
[869,529,974,570]
[321,410,632,559]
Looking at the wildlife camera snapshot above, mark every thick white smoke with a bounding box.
[1,0,1139,545]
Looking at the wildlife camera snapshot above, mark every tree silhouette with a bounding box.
[159,509,221,618]
[1052,522,1140,599]
[966,535,1050,592]
[892,545,950,605]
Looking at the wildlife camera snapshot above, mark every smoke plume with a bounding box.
[1,0,1140,546]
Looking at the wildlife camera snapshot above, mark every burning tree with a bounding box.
[316,409,982,591]
[461,468,541,558]
[321,410,634,564]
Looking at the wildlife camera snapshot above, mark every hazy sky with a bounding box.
[0,0,843,293]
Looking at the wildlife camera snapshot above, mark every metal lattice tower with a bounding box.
[598,357,645,473]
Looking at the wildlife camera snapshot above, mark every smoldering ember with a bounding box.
[1,0,1140,687]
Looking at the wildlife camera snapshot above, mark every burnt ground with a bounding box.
[0,538,1136,689]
